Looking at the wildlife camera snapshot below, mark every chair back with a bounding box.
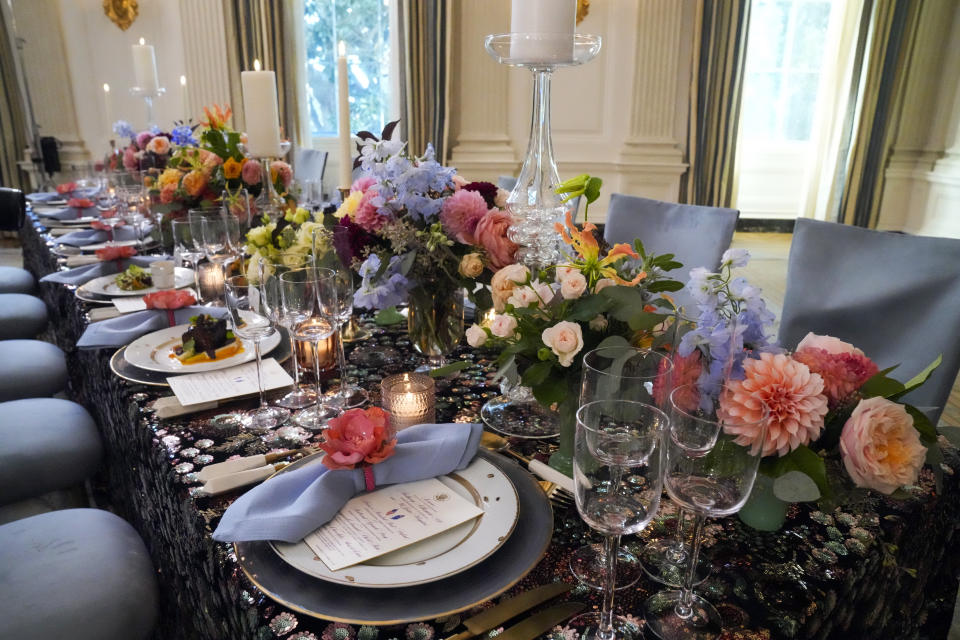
[497,175,518,191]
[0,188,25,232]
[293,148,328,183]
[779,218,960,423]
[603,193,739,278]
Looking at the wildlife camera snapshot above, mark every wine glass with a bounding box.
[644,384,768,640]
[258,254,317,410]
[117,185,148,247]
[570,347,672,592]
[322,265,368,409]
[222,187,253,236]
[280,267,338,430]
[171,220,203,294]
[574,399,666,640]
[94,186,124,243]
[190,209,232,269]
[224,275,291,432]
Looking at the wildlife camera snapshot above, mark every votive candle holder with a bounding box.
[381,372,436,433]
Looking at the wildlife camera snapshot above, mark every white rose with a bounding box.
[589,314,608,331]
[559,271,588,299]
[594,277,616,293]
[465,324,488,347]
[490,264,530,311]
[458,253,484,278]
[490,314,518,338]
[494,188,509,209]
[507,286,539,309]
[555,266,577,282]
[541,321,584,367]
[532,280,555,307]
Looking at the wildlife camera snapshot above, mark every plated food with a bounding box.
[123,320,282,373]
[174,315,243,365]
[115,265,153,291]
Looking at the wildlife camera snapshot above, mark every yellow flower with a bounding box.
[223,157,243,180]
[335,190,363,219]
[555,211,645,287]
[158,168,182,188]
[182,170,207,198]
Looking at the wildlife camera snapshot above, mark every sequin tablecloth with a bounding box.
[21,213,960,640]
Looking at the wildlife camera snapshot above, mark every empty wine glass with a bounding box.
[94,187,124,243]
[574,399,666,640]
[280,267,338,430]
[224,275,291,432]
[117,185,148,246]
[222,186,253,236]
[171,220,202,294]
[322,266,368,409]
[190,209,232,269]
[644,384,768,640]
[571,347,671,592]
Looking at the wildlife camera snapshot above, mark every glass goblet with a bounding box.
[322,265,368,410]
[644,384,768,640]
[223,275,291,432]
[171,220,203,295]
[574,399,666,640]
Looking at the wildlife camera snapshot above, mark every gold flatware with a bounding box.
[195,448,310,482]
[481,431,575,493]
[443,583,574,640]
[496,602,587,640]
[539,481,574,510]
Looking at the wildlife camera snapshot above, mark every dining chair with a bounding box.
[496,175,583,221]
[294,147,328,183]
[0,266,35,294]
[603,193,740,280]
[0,340,68,401]
[779,219,960,424]
[0,293,48,339]
[0,186,25,232]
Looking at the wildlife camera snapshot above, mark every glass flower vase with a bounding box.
[407,284,464,371]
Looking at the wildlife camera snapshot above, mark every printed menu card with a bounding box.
[304,478,484,571]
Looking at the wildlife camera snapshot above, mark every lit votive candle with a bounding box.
[381,372,436,433]
[198,262,225,303]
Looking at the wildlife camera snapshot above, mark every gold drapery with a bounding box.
[0,8,28,190]
[397,0,452,160]
[839,0,922,228]
[681,0,751,208]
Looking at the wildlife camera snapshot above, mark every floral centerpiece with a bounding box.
[107,120,178,173]
[244,205,329,274]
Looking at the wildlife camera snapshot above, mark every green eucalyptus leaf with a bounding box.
[429,361,471,377]
[583,177,603,205]
[374,306,405,326]
[860,372,906,399]
[599,286,647,322]
[646,280,685,293]
[532,377,566,407]
[773,470,821,502]
[596,335,631,350]
[628,311,667,332]
[769,445,831,498]
[903,404,937,446]
[565,294,613,322]
[892,355,942,400]
[522,360,554,387]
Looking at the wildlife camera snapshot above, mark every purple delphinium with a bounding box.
[170,125,198,147]
[354,254,410,310]
[113,120,135,140]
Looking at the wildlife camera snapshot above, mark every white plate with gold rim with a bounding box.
[270,455,519,588]
[82,267,194,297]
[123,322,282,373]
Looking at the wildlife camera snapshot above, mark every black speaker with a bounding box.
[40,137,60,175]
[0,188,26,231]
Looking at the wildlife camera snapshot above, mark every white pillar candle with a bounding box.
[240,59,283,157]
[132,38,160,92]
[510,0,577,62]
[103,83,113,139]
[180,75,189,123]
[337,41,353,189]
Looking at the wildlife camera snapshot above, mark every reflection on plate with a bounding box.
[235,450,553,625]
[124,323,283,373]
[270,456,519,588]
[74,287,114,305]
[82,267,194,297]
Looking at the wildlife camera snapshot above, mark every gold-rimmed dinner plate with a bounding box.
[82,267,194,297]
[235,450,553,625]
[123,323,283,373]
[269,455,519,588]
[76,239,141,252]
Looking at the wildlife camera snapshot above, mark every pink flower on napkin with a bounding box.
[95,246,137,261]
[56,182,77,195]
[67,197,94,209]
[144,289,196,310]
[320,407,397,470]
[91,219,124,231]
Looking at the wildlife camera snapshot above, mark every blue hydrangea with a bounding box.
[354,254,410,310]
[113,120,135,139]
[357,141,455,223]
[170,125,198,147]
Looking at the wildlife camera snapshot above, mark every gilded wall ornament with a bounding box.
[576,0,590,24]
[103,0,138,31]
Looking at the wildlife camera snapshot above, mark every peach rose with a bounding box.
[507,286,539,309]
[559,270,588,299]
[458,253,484,278]
[182,170,207,198]
[474,209,518,270]
[532,280,555,306]
[840,397,927,494]
[490,314,518,338]
[465,324,488,347]
[490,264,530,312]
[320,407,397,470]
[594,278,616,293]
[542,321,584,367]
[145,135,171,155]
[159,182,177,204]
[796,332,864,356]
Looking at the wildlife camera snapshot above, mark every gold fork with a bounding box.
[539,481,574,510]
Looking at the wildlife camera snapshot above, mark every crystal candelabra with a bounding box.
[484,33,601,270]
[129,87,166,129]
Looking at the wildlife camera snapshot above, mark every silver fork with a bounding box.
[539,481,574,510]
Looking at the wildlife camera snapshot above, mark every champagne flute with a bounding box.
[644,384,768,640]
[224,275,291,432]
[574,399,666,640]
[571,347,671,592]
[280,268,338,430]
[171,220,202,294]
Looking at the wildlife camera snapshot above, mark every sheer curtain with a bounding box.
[682,0,752,208]
[0,5,27,190]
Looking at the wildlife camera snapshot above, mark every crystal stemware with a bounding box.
[223,275,291,432]
[644,384,768,640]
[574,399,666,640]
[322,266,368,410]
[171,219,203,295]
[570,347,671,592]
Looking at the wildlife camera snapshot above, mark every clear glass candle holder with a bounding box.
[381,372,436,433]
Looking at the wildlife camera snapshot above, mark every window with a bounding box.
[303,0,393,137]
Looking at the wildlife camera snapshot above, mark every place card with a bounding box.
[304,478,484,571]
[167,358,293,406]
[112,297,147,313]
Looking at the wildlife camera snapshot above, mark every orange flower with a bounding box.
[223,157,243,180]
[182,170,207,197]
[554,211,646,287]
[201,104,232,130]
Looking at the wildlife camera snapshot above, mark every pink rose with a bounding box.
[494,188,509,209]
[144,289,197,310]
[507,286,539,309]
[354,188,387,232]
[559,271,587,299]
[542,321,584,367]
[796,332,864,356]
[241,159,262,185]
[145,135,171,155]
[135,131,154,149]
[271,160,293,188]
[123,146,138,171]
[490,314,518,338]
[474,209,518,270]
[594,278,616,293]
[159,182,177,204]
[532,280,555,306]
[440,189,488,244]
[465,324,488,347]
[840,397,927,494]
[452,174,468,190]
[351,175,377,193]
[490,264,530,312]
[320,407,397,470]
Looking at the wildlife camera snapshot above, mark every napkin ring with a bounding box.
[362,466,376,492]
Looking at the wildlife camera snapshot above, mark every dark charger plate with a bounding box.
[235,449,554,624]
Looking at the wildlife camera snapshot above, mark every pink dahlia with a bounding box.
[720,352,829,457]
[354,188,387,232]
[351,175,377,193]
[654,350,702,410]
[440,189,488,244]
[793,347,878,408]
[241,159,262,185]
[271,160,293,188]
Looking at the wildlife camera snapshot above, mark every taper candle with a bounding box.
[180,75,189,123]
[240,59,283,157]
[103,83,113,139]
[510,0,577,62]
[132,37,160,92]
[337,41,352,190]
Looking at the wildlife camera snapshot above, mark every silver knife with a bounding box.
[497,602,587,640]
[444,583,574,640]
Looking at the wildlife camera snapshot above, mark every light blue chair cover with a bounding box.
[0,341,67,401]
[0,266,35,294]
[603,193,740,279]
[779,219,960,424]
[497,175,518,191]
[0,294,48,339]
[294,148,328,183]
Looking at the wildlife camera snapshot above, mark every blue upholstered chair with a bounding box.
[0,294,48,339]
[497,175,518,191]
[0,340,68,401]
[779,219,960,424]
[603,193,740,280]
[294,147,328,183]
[0,509,159,640]
[0,266,35,294]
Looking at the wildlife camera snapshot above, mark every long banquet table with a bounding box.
[21,211,960,640]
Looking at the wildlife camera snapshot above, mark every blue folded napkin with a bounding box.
[38,206,96,221]
[56,225,149,246]
[212,422,484,543]
[40,255,169,286]
[77,305,227,349]
[26,192,62,203]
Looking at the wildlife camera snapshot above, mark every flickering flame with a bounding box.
[180,75,187,86]
[139,37,145,45]
[253,58,261,71]
[103,83,110,93]
[338,41,346,57]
